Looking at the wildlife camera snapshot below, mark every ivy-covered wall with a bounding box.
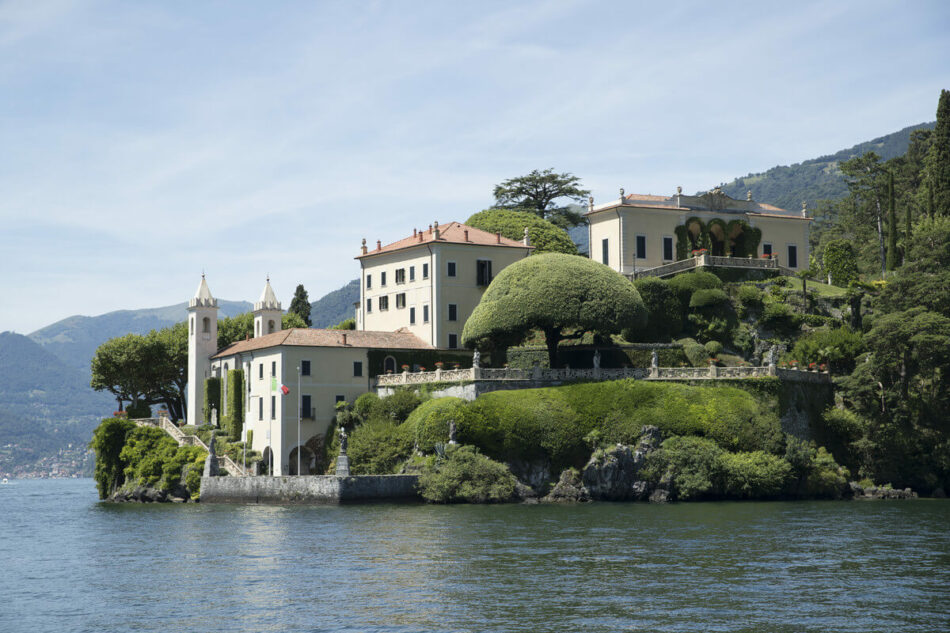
[366,349,474,376]
[203,377,221,425]
[221,369,244,441]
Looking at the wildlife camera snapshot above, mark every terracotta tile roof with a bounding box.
[357,221,532,258]
[212,328,433,358]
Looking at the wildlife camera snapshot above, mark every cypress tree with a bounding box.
[934,89,950,216]
[904,189,912,264]
[886,171,897,272]
[289,284,312,327]
[928,179,935,219]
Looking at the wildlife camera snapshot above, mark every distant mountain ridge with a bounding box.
[717,122,936,210]
[309,279,359,328]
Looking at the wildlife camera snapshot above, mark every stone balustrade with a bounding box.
[375,364,830,387]
[632,252,792,280]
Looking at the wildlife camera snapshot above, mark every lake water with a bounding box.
[1,479,948,633]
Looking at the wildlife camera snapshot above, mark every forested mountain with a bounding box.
[309,279,359,328]
[718,122,935,210]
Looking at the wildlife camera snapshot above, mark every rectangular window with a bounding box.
[476,259,493,286]
[447,261,457,277]
[636,234,647,260]
[381,271,387,286]
[259,363,263,380]
[423,263,429,279]
[423,304,430,323]
[301,394,311,418]
[353,361,363,377]
[763,243,773,257]
[301,360,310,376]
[663,236,674,261]
[366,274,372,289]
[409,307,416,325]
[258,399,263,421]
[379,295,389,311]
[396,293,406,309]
[409,266,415,281]
[448,333,458,349]
[787,244,798,269]
[366,298,372,313]
[271,361,276,377]
[335,395,345,404]
[448,303,458,321]
[270,395,276,420]
[395,268,405,284]
[602,238,609,265]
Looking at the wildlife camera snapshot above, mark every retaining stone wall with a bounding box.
[200,475,420,504]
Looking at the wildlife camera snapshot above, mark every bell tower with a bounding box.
[253,277,282,338]
[187,274,218,424]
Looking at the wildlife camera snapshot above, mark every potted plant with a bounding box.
[435,361,444,370]
[401,364,410,372]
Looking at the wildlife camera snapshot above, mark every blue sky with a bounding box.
[1,0,948,334]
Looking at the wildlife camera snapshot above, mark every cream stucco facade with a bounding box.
[356,222,532,348]
[587,188,811,274]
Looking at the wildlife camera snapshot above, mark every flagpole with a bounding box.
[296,365,301,476]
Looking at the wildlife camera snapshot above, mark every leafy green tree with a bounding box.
[330,317,356,330]
[144,322,187,420]
[288,284,312,326]
[462,253,647,367]
[465,208,577,254]
[492,169,590,228]
[822,239,859,286]
[417,445,518,503]
[623,277,683,342]
[90,333,153,412]
[931,89,950,216]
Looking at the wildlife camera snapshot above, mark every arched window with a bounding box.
[268,319,276,334]
[384,356,397,374]
[202,317,210,333]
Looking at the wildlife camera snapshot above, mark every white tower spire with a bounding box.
[187,274,218,425]
[253,276,282,338]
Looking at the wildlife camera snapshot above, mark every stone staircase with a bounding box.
[133,416,248,477]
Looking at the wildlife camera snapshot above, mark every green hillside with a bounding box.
[718,122,935,209]
[310,279,359,328]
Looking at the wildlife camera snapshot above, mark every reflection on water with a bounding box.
[1,479,948,632]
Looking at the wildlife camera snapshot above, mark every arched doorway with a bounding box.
[288,445,316,475]
[707,220,727,256]
[384,355,397,374]
[262,446,274,476]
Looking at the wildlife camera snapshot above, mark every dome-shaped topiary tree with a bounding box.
[462,253,647,367]
[465,208,578,254]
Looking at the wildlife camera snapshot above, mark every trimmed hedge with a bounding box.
[689,288,730,308]
[457,379,782,472]
[403,397,469,453]
[626,277,683,341]
[466,208,578,255]
[221,369,244,441]
[203,378,221,425]
[417,445,518,503]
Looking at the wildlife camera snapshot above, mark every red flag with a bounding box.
[280,384,290,395]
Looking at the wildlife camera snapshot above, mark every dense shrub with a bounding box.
[689,288,730,309]
[89,417,136,498]
[221,368,244,441]
[417,445,518,503]
[645,435,723,500]
[667,271,723,308]
[347,418,414,474]
[376,389,423,423]
[404,397,470,453]
[687,289,738,342]
[465,208,577,255]
[125,401,152,419]
[718,451,792,498]
[823,240,859,286]
[678,337,710,367]
[790,327,865,373]
[625,277,683,341]
[203,377,221,425]
[737,284,764,308]
[784,437,850,498]
[704,341,723,356]
[760,302,800,334]
[731,323,756,356]
[353,392,382,421]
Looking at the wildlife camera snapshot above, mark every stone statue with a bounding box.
[472,350,481,368]
[202,433,219,477]
[651,349,659,369]
[210,406,217,428]
[338,426,348,456]
[593,350,601,369]
[448,420,457,445]
[767,346,776,367]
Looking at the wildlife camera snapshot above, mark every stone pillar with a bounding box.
[708,360,718,378]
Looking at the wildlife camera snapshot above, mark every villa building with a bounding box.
[355,221,533,349]
[187,277,437,475]
[586,187,811,276]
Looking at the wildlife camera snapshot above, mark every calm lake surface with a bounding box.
[1,479,948,632]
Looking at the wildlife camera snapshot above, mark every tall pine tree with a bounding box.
[289,284,312,327]
[886,170,898,272]
[933,89,950,216]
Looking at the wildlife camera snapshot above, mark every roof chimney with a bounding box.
[428,224,432,234]
[523,227,530,246]
[463,229,469,242]
[418,230,423,242]
[413,228,417,237]
[361,238,368,255]
[496,232,501,244]
[376,239,381,251]
[433,221,440,240]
